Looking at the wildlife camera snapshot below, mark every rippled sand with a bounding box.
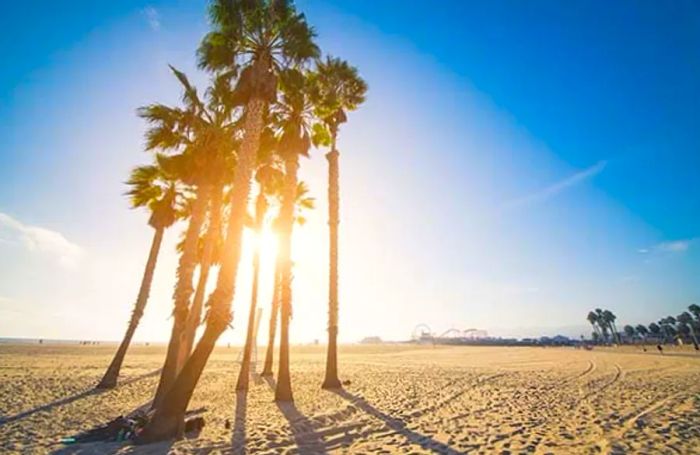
[1,343,699,454]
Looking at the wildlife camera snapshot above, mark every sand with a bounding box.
[1,343,699,454]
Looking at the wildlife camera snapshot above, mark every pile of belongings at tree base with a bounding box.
[60,408,206,444]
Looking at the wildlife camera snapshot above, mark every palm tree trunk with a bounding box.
[138,97,266,444]
[322,145,341,390]
[261,266,280,376]
[611,322,621,344]
[152,184,210,410]
[688,326,699,350]
[275,156,298,402]
[177,187,224,368]
[236,191,267,391]
[96,227,164,389]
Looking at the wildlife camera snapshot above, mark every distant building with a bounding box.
[360,336,382,344]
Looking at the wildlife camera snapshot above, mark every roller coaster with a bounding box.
[411,324,489,345]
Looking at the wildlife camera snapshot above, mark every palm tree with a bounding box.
[602,309,620,344]
[658,317,679,344]
[139,0,318,441]
[272,68,320,402]
[594,308,609,343]
[96,163,180,389]
[176,187,226,370]
[260,181,313,377]
[587,311,601,342]
[149,67,239,410]
[236,161,282,391]
[623,325,636,344]
[178,71,240,369]
[677,312,699,350]
[310,56,367,389]
[648,322,661,343]
[636,324,649,349]
[688,304,700,321]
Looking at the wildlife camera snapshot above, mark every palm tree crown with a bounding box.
[310,56,368,142]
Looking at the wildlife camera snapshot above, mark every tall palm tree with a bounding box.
[272,68,320,402]
[260,181,313,377]
[176,187,225,370]
[149,67,239,410]
[310,56,367,389]
[139,0,318,441]
[96,162,180,389]
[236,161,282,391]
[677,311,699,350]
[178,71,240,369]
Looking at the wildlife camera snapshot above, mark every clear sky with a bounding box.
[1,1,699,344]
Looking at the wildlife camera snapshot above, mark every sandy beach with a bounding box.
[0,344,698,454]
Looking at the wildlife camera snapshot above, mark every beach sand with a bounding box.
[1,343,699,454]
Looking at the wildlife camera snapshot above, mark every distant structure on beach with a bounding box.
[410,324,577,346]
[411,324,490,345]
[360,336,383,344]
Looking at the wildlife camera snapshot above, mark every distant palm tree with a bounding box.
[96,162,180,389]
[623,325,636,343]
[658,317,678,344]
[602,309,620,344]
[260,181,314,377]
[595,308,610,343]
[648,322,661,342]
[587,311,601,342]
[677,312,699,350]
[635,324,649,349]
[139,0,318,441]
[688,304,700,318]
[310,56,367,389]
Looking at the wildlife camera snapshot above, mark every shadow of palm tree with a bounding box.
[331,389,463,455]
[230,390,248,455]
[0,369,161,427]
[276,401,329,455]
[262,375,275,391]
[0,389,103,427]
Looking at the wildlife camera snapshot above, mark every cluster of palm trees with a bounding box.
[95,0,367,442]
[587,305,700,351]
[586,308,621,344]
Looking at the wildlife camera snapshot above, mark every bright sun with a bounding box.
[258,228,279,269]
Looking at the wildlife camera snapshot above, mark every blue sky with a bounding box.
[0,1,698,343]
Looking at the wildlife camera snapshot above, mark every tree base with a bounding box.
[95,377,117,390]
[135,414,181,444]
[321,378,342,390]
[260,370,273,377]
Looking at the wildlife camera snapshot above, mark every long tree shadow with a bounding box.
[0,369,161,427]
[331,389,463,455]
[230,390,248,455]
[276,401,329,455]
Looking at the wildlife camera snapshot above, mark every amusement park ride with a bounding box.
[411,324,489,344]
